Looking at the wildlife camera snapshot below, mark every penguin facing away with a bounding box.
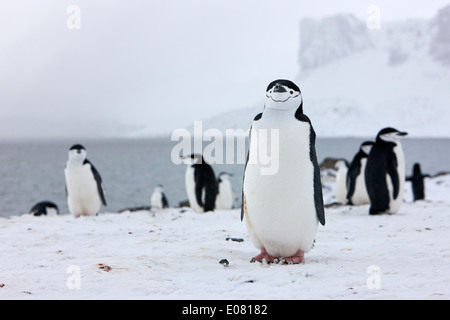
[365,128,408,215]
[406,163,429,201]
[346,141,374,205]
[64,144,107,218]
[30,201,59,216]
[242,79,325,264]
[334,159,349,204]
[215,172,234,210]
[150,184,169,209]
[182,154,218,213]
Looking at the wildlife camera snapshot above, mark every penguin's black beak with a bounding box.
[398,132,408,136]
[273,83,287,93]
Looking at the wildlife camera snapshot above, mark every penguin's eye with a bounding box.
[290,91,294,95]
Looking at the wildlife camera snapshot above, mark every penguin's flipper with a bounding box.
[203,184,217,212]
[345,158,361,201]
[241,118,260,221]
[241,151,250,221]
[162,193,169,208]
[387,153,400,199]
[84,159,107,206]
[194,169,205,208]
[294,113,325,225]
[310,127,325,226]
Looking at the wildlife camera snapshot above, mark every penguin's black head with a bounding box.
[68,144,87,160]
[70,144,86,153]
[360,141,374,155]
[377,127,408,143]
[265,79,302,110]
[181,154,204,165]
[413,163,422,175]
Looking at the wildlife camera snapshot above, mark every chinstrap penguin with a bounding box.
[182,154,218,213]
[242,79,325,264]
[215,172,234,210]
[30,201,59,216]
[150,184,169,209]
[365,128,408,215]
[64,144,107,218]
[406,163,429,201]
[346,141,374,205]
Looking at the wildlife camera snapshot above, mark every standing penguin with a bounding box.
[64,144,107,218]
[182,154,218,213]
[346,141,374,205]
[215,172,234,210]
[150,184,169,209]
[334,159,349,204]
[406,163,429,201]
[365,128,408,215]
[242,79,325,264]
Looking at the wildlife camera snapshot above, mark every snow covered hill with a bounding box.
[198,5,450,138]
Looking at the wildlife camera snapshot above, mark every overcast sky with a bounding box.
[1,0,449,139]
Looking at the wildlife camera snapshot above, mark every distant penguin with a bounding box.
[346,141,374,205]
[242,79,325,264]
[150,184,169,209]
[365,128,408,215]
[215,172,234,210]
[406,163,429,201]
[334,159,349,204]
[64,144,107,218]
[182,154,218,213]
[30,201,59,216]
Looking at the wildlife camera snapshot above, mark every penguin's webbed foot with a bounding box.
[251,249,305,265]
[283,250,305,265]
[250,248,276,263]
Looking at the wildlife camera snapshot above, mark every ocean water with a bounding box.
[0,137,449,217]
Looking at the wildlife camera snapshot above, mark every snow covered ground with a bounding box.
[1,174,450,300]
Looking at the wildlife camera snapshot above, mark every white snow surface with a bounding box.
[1,174,450,300]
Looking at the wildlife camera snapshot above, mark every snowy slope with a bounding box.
[198,5,450,138]
[0,174,450,300]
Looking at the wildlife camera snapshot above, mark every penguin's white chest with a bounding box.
[243,113,319,257]
[335,166,348,203]
[216,180,233,210]
[185,166,203,213]
[150,191,162,208]
[65,163,102,216]
[351,158,371,205]
[46,206,58,216]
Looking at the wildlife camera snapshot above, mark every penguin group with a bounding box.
[30,145,237,218]
[24,77,431,267]
[332,127,409,215]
